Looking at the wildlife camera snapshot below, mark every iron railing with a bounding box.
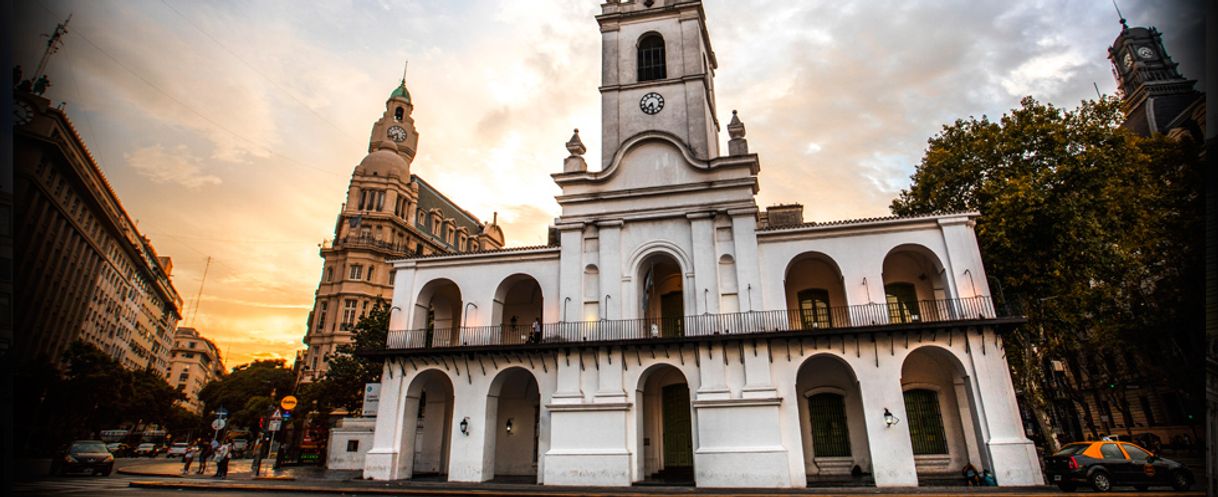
[385,296,1001,350]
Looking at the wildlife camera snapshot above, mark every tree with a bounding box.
[197,359,294,432]
[300,299,389,415]
[892,96,1204,450]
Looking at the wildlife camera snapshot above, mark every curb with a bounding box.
[125,480,1207,497]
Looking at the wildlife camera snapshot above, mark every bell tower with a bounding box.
[368,79,421,164]
[1107,18,1201,136]
[596,0,720,167]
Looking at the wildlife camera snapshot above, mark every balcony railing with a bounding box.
[385,296,1002,350]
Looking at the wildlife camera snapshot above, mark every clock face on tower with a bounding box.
[639,92,664,115]
[1136,46,1154,59]
[387,125,408,142]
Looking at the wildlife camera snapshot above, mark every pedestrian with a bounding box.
[214,439,232,479]
[180,442,197,474]
[195,439,212,475]
[530,317,541,343]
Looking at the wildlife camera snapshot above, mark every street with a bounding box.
[11,456,1208,497]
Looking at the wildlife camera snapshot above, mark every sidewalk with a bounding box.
[120,461,1205,497]
[118,458,357,481]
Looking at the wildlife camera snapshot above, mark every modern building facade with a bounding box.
[14,89,183,373]
[167,327,226,414]
[361,0,1041,488]
[298,80,505,383]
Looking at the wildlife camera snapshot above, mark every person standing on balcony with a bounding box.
[531,317,541,344]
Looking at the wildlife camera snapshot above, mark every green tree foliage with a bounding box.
[197,359,294,431]
[892,96,1204,447]
[299,299,389,415]
[17,342,186,454]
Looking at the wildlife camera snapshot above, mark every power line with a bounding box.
[157,0,362,145]
[35,3,347,179]
[146,231,323,244]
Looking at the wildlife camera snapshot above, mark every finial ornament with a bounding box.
[566,128,586,156]
[727,110,746,139]
[401,60,409,82]
[1112,0,1128,30]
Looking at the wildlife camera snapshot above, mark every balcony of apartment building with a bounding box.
[322,233,413,257]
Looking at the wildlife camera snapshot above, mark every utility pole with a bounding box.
[189,256,212,325]
[33,15,71,81]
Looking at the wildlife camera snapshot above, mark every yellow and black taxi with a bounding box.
[1044,440,1193,492]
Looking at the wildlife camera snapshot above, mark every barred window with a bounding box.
[637,33,666,82]
[903,389,948,455]
[808,393,851,457]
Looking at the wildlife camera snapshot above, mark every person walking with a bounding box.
[180,441,197,474]
[194,439,212,475]
[213,439,232,479]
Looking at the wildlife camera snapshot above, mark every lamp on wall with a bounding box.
[883,408,900,427]
[459,417,470,436]
[505,418,514,435]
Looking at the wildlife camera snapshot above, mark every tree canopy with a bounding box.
[197,358,294,432]
[892,96,1204,446]
[299,299,389,415]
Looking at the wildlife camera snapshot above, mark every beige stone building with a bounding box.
[166,327,225,414]
[298,80,505,382]
[15,89,183,374]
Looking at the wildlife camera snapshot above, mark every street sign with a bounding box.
[271,409,282,420]
[280,395,298,411]
[267,419,282,432]
[216,407,230,418]
[211,418,227,431]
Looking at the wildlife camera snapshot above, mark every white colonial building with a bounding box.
[362,0,1042,488]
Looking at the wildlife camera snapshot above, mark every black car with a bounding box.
[1044,441,1193,492]
[50,440,115,476]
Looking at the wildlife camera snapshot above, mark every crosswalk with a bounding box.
[13,476,136,495]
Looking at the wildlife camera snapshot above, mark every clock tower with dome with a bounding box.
[298,77,506,384]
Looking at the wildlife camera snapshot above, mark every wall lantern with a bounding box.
[883,408,900,428]
[505,418,514,435]
[459,417,470,436]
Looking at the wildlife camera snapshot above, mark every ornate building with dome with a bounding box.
[298,80,505,383]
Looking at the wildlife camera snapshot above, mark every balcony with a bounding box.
[323,235,413,256]
[385,296,1011,351]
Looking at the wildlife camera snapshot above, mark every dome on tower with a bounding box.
[357,140,409,178]
[389,79,411,104]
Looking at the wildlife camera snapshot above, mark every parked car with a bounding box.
[166,442,190,458]
[231,439,249,457]
[1044,440,1193,492]
[133,443,159,457]
[50,440,114,476]
[105,443,131,457]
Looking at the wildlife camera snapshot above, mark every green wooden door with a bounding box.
[660,291,684,337]
[661,384,693,468]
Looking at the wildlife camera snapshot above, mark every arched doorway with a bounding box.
[900,346,985,480]
[784,252,848,329]
[795,354,873,485]
[636,364,694,484]
[882,245,947,324]
[483,367,541,482]
[492,275,544,345]
[403,369,454,480]
[413,279,462,347]
[638,253,684,337]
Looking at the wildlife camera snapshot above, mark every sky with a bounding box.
[13,1,1205,370]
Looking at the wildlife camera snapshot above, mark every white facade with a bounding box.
[363,0,1042,489]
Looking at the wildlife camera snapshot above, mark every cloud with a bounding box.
[126,145,222,189]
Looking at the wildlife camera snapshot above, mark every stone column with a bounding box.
[597,220,623,320]
[364,363,406,480]
[965,329,1043,486]
[687,212,718,315]
[728,208,762,311]
[855,357,918,486]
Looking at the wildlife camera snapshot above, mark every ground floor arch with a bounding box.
[402,369,455,479]
[795,354,873,484]
[483,367,541,481]
[900,346,985,479]
[635,363,695,484]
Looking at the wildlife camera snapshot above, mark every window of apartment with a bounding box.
[367,266,375,282]
[389,270,396,285]
[188,342,196,349]
[178,372,188,381]
[325,266,333,282]
[341,299,357,330]
[316,302,328,332]
[349,264,363,280]
[376,191,385,211]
